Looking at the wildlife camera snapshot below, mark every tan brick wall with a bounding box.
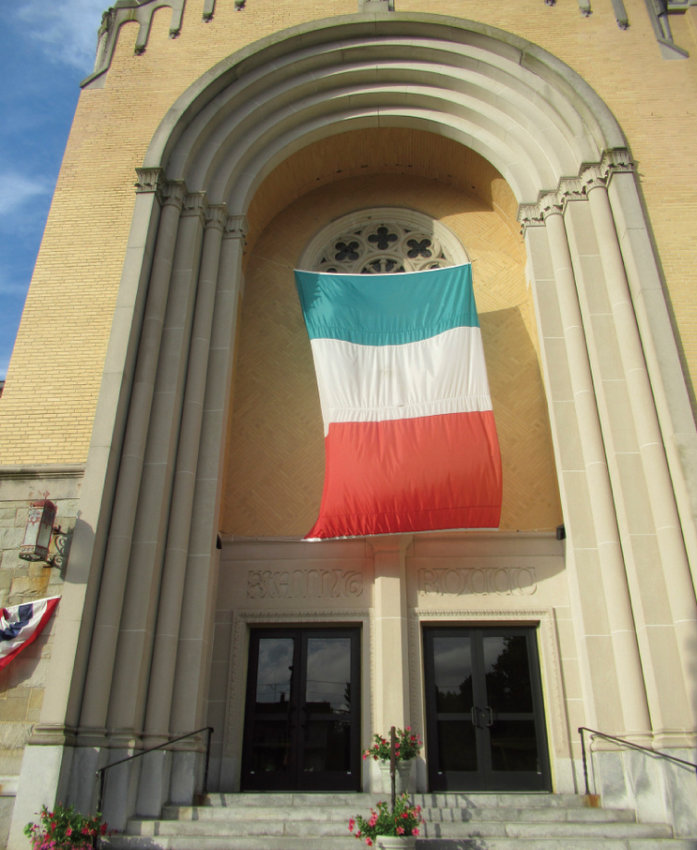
[0,0,694,464]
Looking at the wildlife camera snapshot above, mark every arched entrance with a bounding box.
[15,12,696,834]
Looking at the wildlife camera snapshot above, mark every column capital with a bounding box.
[223,214,248,241]
[134,167,164,195]
[160,180,187,211]
[181,191,208,221]
[518,149,634,229]
[205,204,228,232]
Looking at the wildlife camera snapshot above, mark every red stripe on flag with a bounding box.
[306,411,502,539]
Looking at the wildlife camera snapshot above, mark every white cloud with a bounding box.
[0,171,51,217]
[15,0,107,73]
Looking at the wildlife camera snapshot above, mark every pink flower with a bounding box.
[348,818,355,832]
[397,826,405,835]
[412,827,419,835]
[365,840,373,847]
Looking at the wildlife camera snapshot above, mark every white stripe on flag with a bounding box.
[309,326,492,434]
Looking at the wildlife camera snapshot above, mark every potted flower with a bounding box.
[349,792,423,848]
[363,726,422,793]
[24,803,109,849]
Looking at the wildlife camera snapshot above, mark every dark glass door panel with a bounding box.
[242,628,360,791]
[424,626,550,791]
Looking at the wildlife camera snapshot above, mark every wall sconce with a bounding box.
[19,500,57,562]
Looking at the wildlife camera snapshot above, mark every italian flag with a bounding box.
[295,264,502,539]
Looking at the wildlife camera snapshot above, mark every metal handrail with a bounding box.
[578,726,697,796]
[96,726,214,814]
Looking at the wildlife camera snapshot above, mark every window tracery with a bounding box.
[301,209,467,274]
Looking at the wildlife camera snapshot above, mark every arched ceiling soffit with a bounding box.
[144,14,627,209]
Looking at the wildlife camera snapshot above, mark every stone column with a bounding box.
[107,193,207,746]
[370,535,411,736]
[586,175,697,734]
[537,205,651,737]
[79,180,186,738]
[168,215,247,804]
[606,169,697,585]
[137,204,226,816]
[6,175,168,850]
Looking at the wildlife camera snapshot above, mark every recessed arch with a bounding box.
[146,14,627,208]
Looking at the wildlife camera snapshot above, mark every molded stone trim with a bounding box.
[141,14,627,205]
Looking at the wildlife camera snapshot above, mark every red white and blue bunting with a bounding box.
[0,596,60,670]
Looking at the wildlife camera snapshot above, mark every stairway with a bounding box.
[104,792,697,849]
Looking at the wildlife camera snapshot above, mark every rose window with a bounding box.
[301,209,467,275]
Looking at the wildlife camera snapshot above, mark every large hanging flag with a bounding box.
[295,263,502,539]
[0,596,60,670]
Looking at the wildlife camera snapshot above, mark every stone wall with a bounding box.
[0,469,82,791]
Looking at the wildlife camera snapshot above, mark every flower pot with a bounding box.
[376,836,417,849]
[377,759,414,794]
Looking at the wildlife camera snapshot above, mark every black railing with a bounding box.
[389,726,397,809]
[96,726,214,814]
[578,726,697,796]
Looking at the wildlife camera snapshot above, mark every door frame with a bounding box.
[241,624,362,791]
[422,623,552,792]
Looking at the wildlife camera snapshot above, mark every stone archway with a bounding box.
[13,13,697,839]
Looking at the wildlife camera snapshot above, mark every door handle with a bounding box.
[470,706,494,727]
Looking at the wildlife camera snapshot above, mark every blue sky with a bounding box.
[0,0,106,379]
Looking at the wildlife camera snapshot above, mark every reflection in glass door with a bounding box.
[242,628,360,791]
[423,626,550,791]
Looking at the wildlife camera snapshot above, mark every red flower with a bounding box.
[365,839,373,847]
[412,827,419,835]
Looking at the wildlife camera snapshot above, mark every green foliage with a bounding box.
[349,793,423,845]
[24,803,108,850]
[362,727,422,762]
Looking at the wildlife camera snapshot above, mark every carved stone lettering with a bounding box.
[247,568,364,599]
[418,567,537,596]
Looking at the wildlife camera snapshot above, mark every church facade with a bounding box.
[1,0,697,846]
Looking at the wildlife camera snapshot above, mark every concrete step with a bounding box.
[102,792,696,850]
[105,838,697,849]
[126,817,674,839]
[162,802,637,824]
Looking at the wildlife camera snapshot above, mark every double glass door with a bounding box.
[242,627,360,791]
[423,626,550,791]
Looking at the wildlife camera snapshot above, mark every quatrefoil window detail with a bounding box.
[303,209,467,275]
[368,226,399,250]
[407,238,433,258]
[334,240,360,261]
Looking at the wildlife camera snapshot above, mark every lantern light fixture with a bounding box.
[19,500,58,563]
